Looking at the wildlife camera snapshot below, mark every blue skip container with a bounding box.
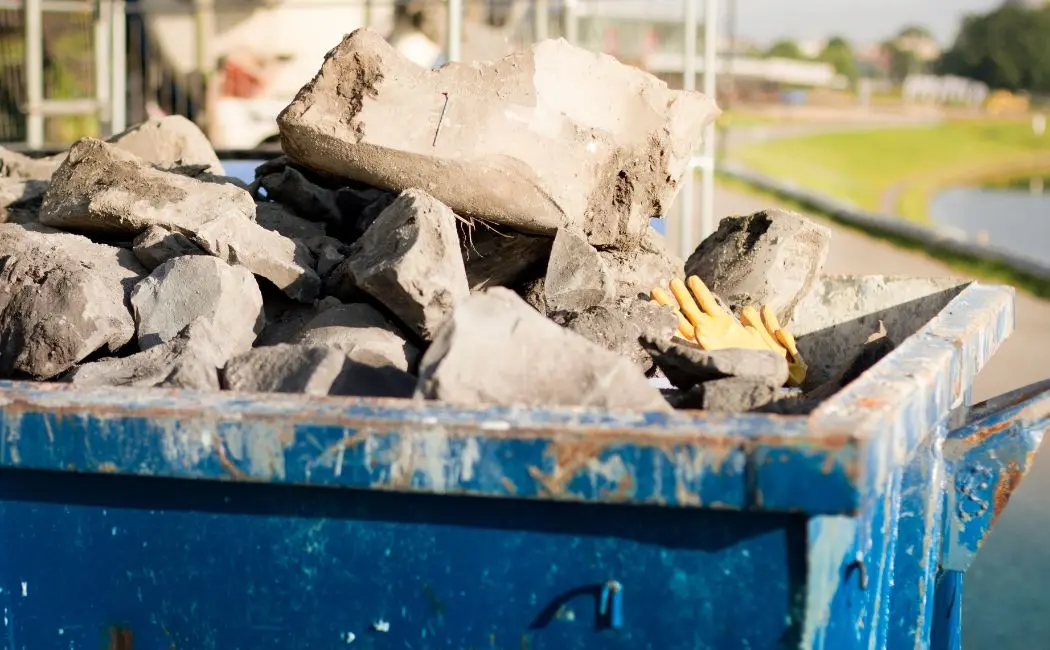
[0,275,1046,650]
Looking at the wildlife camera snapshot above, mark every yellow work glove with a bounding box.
[650,276,808,387]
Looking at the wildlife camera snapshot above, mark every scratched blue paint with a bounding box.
[0,281,1046,648]
[0,469,807,650]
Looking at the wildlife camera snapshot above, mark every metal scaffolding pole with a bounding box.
[24,0,44,147]
[562,0,578,45]
[447,0,463,62]
[110,0,127,133]
[678,0,698,260]
[701,0,718,239]
[94,0,113,137]
[533,0,548,42]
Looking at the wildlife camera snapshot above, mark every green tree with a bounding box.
[765,39,806,60]
[818,36,858,84]
[937,4,1050,93]
[883,40,922,83]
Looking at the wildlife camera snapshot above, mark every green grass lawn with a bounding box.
[731,119,1050,223]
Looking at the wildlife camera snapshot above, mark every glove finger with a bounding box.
[760,305,782,337]
[685,276,725,318]
[651,286,696,339]
[741,306,783,352]
[670,278,705,328]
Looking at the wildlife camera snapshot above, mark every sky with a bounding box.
[585,0,1006,46]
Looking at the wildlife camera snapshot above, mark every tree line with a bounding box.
[760,3,1050,94]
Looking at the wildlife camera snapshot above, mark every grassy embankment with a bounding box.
[730,118,1050,223]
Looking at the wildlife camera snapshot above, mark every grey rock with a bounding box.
[673,377,779,412]
[461,224,552,290]
[0,222,145,378]
[543,229,612,313]
[555,299,678,373]
[0,178,48,210]
[109,115,225,174]
[255,295,339,347]
[254,202,326,240]
[415,287,670,411]
[344,189,470,340]
[223,343,415,398]
[639,335,789,391]
[254,164,342,224]
[39,138,320,302]
[65,320,226,390]
[601,227,685,301]
[684,210,831,325]
[131,225,207,270]
[294,303,420,373]
[277,28,718,248]
[303,235,352,278]
[131,256,265,362]
[0,146,63,180]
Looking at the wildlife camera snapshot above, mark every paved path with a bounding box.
[714,186,1050,650]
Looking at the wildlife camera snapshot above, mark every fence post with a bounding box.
[95,0,113,137]
[24,0,44,147]
[533,0,548,42]
[110,0,127,133]
[678,0,698,259]
[446,0,462,62]
[700,0,718,240]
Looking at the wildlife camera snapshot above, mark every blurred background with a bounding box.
[1,1,1048,647]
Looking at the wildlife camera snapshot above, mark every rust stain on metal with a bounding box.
[991,459,1026,526]
[108,625,133,650]
[527,435,618,496]
[97,462,118,473]
[601,469,635,501]
[213,437,247,480]
[962,420,1012,446]
[500,477,517,495]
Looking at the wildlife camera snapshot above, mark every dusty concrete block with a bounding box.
[131,255,265,362]
[39,138,320,302]
[685,210,831,325]
[278,28,718,248]
[0,222,145,378]
[543,229,613,313]
[131,225,207,270]
[673,377,779,412]
[254,202,327,240]
[109,115,225,174]
[601,227,685,301]
[554,299,678,373]
[255,295,340,347]
[640,335,788,391]
[343,189,470,340]
[254,163,342,224]
[415,287,670,411]
[294,303,420,373]
[0,146,63,180]
[65,320,225,390]
[461,225,552,290]
[0,178,48,211]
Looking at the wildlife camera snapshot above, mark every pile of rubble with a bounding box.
[0,30,889,413]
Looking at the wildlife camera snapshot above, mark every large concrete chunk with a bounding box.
[109,115,225,174]
[131,256,265,362]
[278,28,718,248]
[39,138,320,301]
[0,223,145,378]
[0,178,48,211]
[685,210,831,325]
[556,299,678,373]
[601,227,684,301]
[416,287,670,411]
[223,343,415,398]
[132,225,207,270]
[640,335,789,391]
[0,146,63,180]
[343,189,470,340]
[65,320,226,390]
[294,303,420,373]
[543,229,613,313]
[462,225,551,290]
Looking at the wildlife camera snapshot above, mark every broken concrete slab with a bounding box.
[255,201,327,241]
[223,343,416,398]
[131,255,265,362]
[415,287,670,411]
[294,302,420,373]
[277,28,718,248]
[255,294,340,347]
[461,224,552,290]
[640,335,789,391]
[108,115,225,174]
[0,178,48,211]
[553,299,677,373]
[0,222,145,378]
[601,227,685,301]
[64,320,226,391]
[343,189,470,340]
[543,229,613,313]
[131,225,207,270]
[0,146,63,180]
[39,138,320,302]
[672,377,779,412]
[685,210,831,325]
[303,235,352,278]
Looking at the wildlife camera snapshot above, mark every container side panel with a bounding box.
[0,469,808,650]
